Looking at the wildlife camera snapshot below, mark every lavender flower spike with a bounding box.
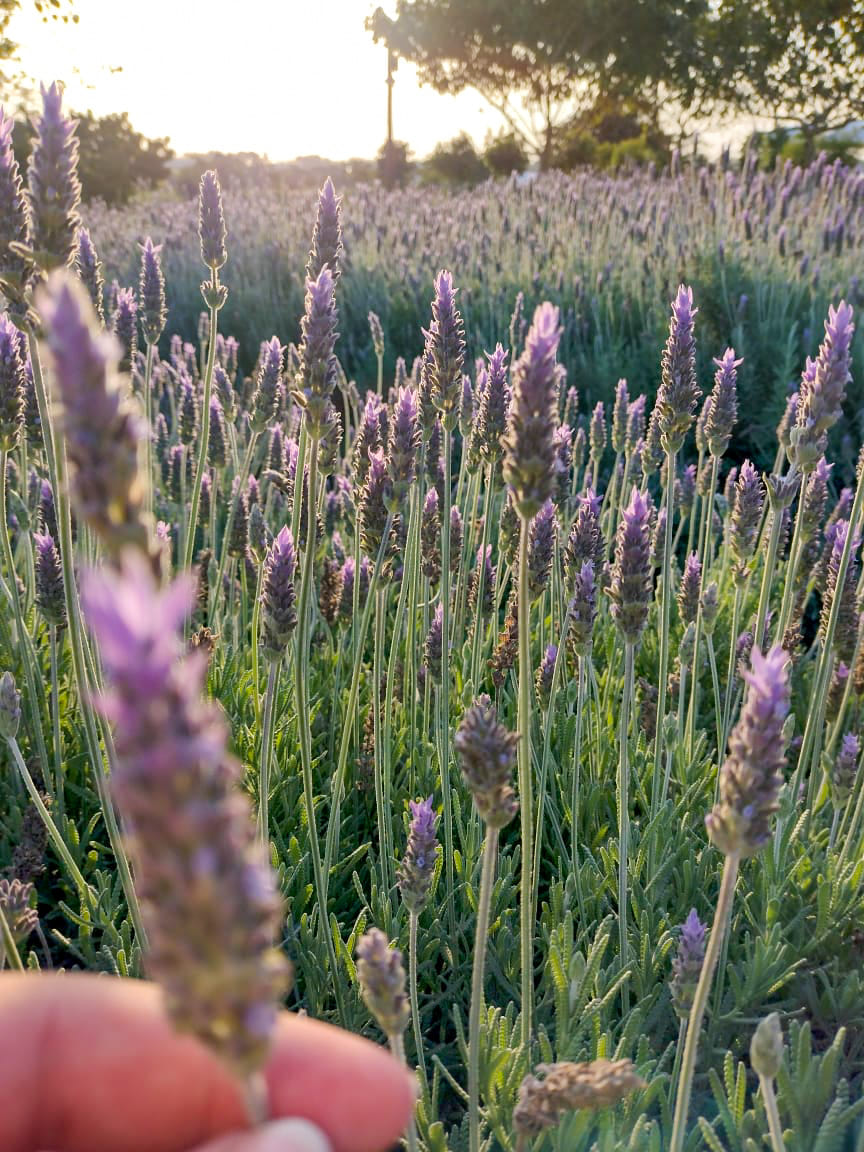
[356,927,410,1039]
[33,531,65,626]
[707,645,790,858]
[0,107,33,319]
[27,82,81,274]
[670,909,706,1019]
[503,302,562,518]
[656,285,700,454]
[296,266,339,437]
[37,270,154,564]
[139,237,167,347]
[82,553,289,1079]
[704,348,741,458]
[306,177,343,284]
[261,525,297,660]
[791,301,855,471]
[198,169,227,271]
[397,796,440,913]
[454,694,519,828]
[609,486,653,645]
[0,312,25,452]
[426,269,466,425]
[74,226,104,324]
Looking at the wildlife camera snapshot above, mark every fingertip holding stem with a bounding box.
[202,1117,333,1152]
[250,1119,332,1152]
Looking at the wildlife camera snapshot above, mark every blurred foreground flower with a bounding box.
[82,552,289,1090]
[513,1059,644,1147]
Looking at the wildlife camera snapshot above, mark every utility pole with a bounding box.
[386,46,397,145]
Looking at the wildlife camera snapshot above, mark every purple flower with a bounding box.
[729,460,764,586]
[656,285,700,454]
[707,646,790,858]
[503,301,562,518]
[670,908,706,1019]
[0,312,25,452]
[0,107,32,317]
[425,269,466,423]
[476,342,510,467]
[27,82,81,273]
[677,551,702,626]
[198,170,226,271]
[611,378,629,454]
[830,732,860,806]
[356,927,410,1038]
[527,499,557,601]
[397,796,440,913]
[296,267,339,436]
[37,271,152,563]
[251,335,284,433]
[455,694,519,828]
[535,643,557,707]
[609,486,653,645]
[261,525,297,659]
[74,227,104,324]
[33,531,65,626]
[791,301,854,470]
[705,348,741,458]
[139,237,166,347]
[424,602,443,677]
[567,560,597,658]
[306,177,342,284]
[386,385,421,503]
[110,285,138,373]
[589,401,607,463]
[82,553,288,1077]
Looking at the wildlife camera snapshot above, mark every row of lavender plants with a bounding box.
[85,145,864,479]
[1,83,864,1151]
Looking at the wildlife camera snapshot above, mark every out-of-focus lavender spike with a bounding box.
[611,378,629,455]
[0,107,33,319]
[110,286,138,374]
[0,313,25,452]
[677,551,702,626]
[74,226,104,325]
[27,82,81,274]
[139,237,166,347]
[670,908,706,1019]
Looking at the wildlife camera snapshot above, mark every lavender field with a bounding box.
[2,83,864,1152]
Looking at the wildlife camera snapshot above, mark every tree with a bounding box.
[0,1,77,94]
[483,131,528,176]
[706,2,864,140]
[369,1,864,166]
[368,1,708,167]
[424,132,488,185]
[13,108,172,204]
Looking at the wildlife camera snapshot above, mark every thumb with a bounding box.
[194,1118,333,1152]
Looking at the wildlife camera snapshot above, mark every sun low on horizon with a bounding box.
[8,0,501,161]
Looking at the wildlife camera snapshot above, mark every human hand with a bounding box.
[0,973,415,1152]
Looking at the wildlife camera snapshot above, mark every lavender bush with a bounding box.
[1,90,864,1151]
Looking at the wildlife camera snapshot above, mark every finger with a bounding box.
[0,973,415,1152]
[194,1118,332,1152]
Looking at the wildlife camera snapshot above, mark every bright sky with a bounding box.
[8,0,505,162]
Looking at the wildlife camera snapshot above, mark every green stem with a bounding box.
[293,433,346,1025]
[759,1075,785,1152]
[669,852,740,1152]
[388,1032,419,1152]
[653,450,677,810]
[184,299,219,571]
[257,661,279,842]
[516,513,534,1051]
[142,342,155,521]
[753,506,783,652]
[373,585,389,892]
[213,434,258,627]
[324,513,394,886]
[618,642,634,971]
[468,826,498,1152]
[435,683,456,944]
[0,899,23,971]
[408,910,427,1085]
[49,625,64,825]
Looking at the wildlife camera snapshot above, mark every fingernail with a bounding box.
[253,1117,333,1152]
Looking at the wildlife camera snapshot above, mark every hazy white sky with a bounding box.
[9,0,505,161]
